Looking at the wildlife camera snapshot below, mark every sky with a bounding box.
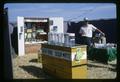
[4,3,116,22]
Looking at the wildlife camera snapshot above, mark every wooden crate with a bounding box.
[55,69,72,79]
[72,65,87,79]
[41,43,87,79]
[72,59,87,66]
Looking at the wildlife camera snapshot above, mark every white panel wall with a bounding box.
[49,17,64,33]
[17,16,25,56]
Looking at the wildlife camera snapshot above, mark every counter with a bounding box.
[41,43,87,79]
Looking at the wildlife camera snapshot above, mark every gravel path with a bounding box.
[12,53,117,79]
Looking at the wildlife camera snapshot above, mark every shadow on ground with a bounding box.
[29,59,38,63]
[87,63,108,68]
[87,63,116,72]
[109,63,116,67]
[108,68,116,72]
[19,65,54,79]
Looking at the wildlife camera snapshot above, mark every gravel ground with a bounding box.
[12,53,117,79]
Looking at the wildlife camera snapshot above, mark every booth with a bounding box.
[17,16,64,56]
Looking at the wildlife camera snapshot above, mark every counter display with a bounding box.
[41,43,87,79]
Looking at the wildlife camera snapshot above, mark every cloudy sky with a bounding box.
[4,3,116,22]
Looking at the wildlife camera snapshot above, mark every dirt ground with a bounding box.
[12,53,117,79]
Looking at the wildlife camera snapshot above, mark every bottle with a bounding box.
[48,32,50,44]
[56,33,59,45]
[68,33,75,47]
[50,32,54,45]
[64,33,69,47]
[70,39,75,47]
[101,36,106,44]
[52,32,55,45]
[54,33,58,45]
[58,33,61,45]
[60,33,64,46]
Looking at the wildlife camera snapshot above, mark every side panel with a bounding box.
[49,17,64,33]
[17,16,25,56]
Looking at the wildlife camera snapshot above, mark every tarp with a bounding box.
[88,47,117,63]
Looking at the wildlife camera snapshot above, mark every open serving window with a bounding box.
[24,18,49,43]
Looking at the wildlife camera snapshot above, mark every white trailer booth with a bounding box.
[17,16,64,56]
